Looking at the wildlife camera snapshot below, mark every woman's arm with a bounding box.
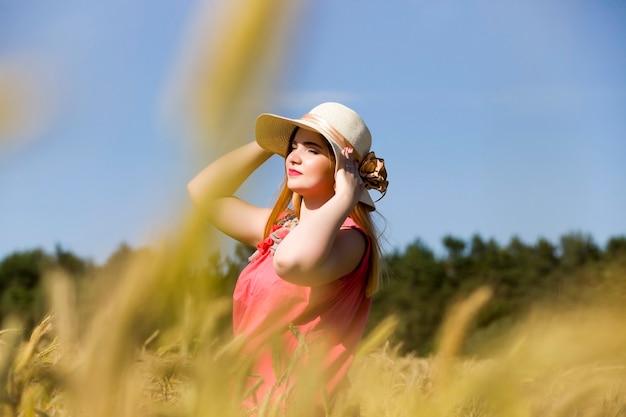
[273,147,367,286]
[187,141,274,247]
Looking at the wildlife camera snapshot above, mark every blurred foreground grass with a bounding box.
[1,259,625,417]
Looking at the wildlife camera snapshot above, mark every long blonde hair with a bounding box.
[264,181,382,297]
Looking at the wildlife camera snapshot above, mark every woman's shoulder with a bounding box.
[339,217,371,253]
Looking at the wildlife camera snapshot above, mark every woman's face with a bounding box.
[285,128,335,202]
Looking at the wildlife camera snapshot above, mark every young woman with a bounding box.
[187,102,388,412]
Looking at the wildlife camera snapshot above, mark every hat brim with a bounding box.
[255,112,376,211]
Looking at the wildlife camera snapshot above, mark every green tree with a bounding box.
[0,249,52,328]
[371,239,447,354]
[534,238,559,275]
[442,235,466,261]
[560,232,600,269]
[606,236,626,259]
[55,244,92,277]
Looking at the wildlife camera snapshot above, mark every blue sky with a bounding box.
[1,0,625,264]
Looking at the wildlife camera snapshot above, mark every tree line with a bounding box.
[1,233,625,355]
[370,232,626,355]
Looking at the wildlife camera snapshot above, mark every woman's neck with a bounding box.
[298,193,334,221]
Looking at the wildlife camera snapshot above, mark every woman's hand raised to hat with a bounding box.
[335,147,365,209]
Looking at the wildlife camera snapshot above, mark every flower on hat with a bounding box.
[359,151,388,198]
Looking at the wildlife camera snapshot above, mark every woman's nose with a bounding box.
[287,148,302,164]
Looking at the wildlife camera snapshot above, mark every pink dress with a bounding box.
[233,214,372,409]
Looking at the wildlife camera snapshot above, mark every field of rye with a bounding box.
[1,243,625,417]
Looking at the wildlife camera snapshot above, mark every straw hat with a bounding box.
[256,102,386,210]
